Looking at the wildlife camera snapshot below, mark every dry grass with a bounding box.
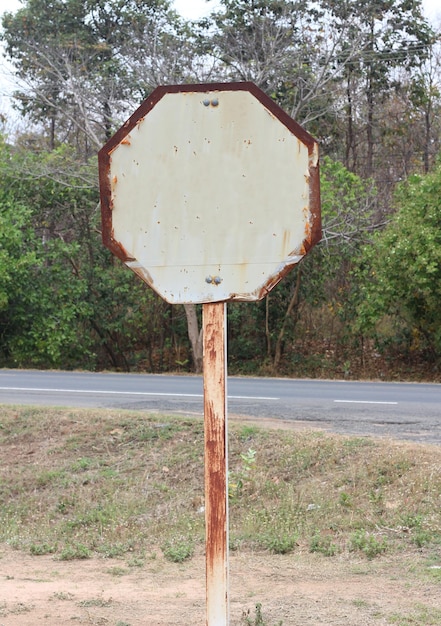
[1,406,440,564]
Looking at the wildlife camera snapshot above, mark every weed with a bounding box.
[339,491,352,507]
[107,566,129,576]
[29,542,57,556]
[426,566,441,582]
[161,537,194,563]
[239,425,260,440]
[261,532,298,555]
[241,602,283,625]
[36,469,65,488]
[349,530,387,559]
[58,544,91,560]
[51,592,74,601]
[127,555,145,568]
[71,457,94,472]
[352,599,370,608]
[309,532,337,557]
[97,542,133,559]
[388,604,441,624]
[229,448,256,499]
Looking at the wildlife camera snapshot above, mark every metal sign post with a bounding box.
[203,302,229,625]
[98,81,321,626]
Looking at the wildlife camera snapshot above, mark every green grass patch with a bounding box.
[388,605,441,625]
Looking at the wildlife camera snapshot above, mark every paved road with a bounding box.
[0,369,440,444]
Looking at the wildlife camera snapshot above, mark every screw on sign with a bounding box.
[98,82,321,625]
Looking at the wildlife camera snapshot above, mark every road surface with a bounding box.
[0,369,440,444]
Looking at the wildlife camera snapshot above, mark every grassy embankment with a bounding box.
[0,406,440,565]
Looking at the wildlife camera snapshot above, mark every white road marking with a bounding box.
[334,400,398,405]
[0,387,278,401]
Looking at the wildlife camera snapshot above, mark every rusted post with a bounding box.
[203,301,229,626]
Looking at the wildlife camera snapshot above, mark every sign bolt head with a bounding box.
[203,98,219,107]
[205,275,223,285]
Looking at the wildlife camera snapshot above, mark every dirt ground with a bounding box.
[1,544,441,625]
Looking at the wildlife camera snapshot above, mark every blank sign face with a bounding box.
[99,83,320,304]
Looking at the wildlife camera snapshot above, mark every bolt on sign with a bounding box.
[98,82,321,625]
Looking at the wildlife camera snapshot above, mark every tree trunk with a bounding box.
[423,102,431,174]
[184,303,203,373]
[265,295,272,359]
[345,73,356,171]
[272,269,302,373]
[365,22,375,178]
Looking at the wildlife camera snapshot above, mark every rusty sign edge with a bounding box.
[98,81,321,303]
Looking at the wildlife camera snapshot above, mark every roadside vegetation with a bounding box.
[0,0,440,379]
[1,406,440,566]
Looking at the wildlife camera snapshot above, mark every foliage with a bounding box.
[0,138,191,370]
[349,529,388,559]
[161,537,195,563]
[228,447,256,500]
[1,0,190,155]
[355,158,441,363]
[0,0,440,376]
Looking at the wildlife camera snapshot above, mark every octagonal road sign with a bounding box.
[98,82,321,304]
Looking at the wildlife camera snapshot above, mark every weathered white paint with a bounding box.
[104,86,318,303]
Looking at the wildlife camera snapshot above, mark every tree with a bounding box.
[0,139,38,316]
[323,0,435,178]
[354,158,441,362]
[0,137,192,370]
[1,0,190,156]
[201,0,366,134]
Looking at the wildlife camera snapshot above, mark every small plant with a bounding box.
[58,544,91,561]
[161,537,194,563]
[339,491,352,507]
[241,602,283,625]
[239,425,260,440]
[349,530,387,559]
[51,592,74,601]
[71,457,94,472]
[261,532,298,555]
[30,542,57,556]
[229,448,256,499]
[309,532,337,557]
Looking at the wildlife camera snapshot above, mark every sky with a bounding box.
[0,0,439,25]
[0,0,218,20]
[0,0,434,21]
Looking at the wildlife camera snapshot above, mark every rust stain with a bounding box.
[120,136,131,146]
[203,303,228,621]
